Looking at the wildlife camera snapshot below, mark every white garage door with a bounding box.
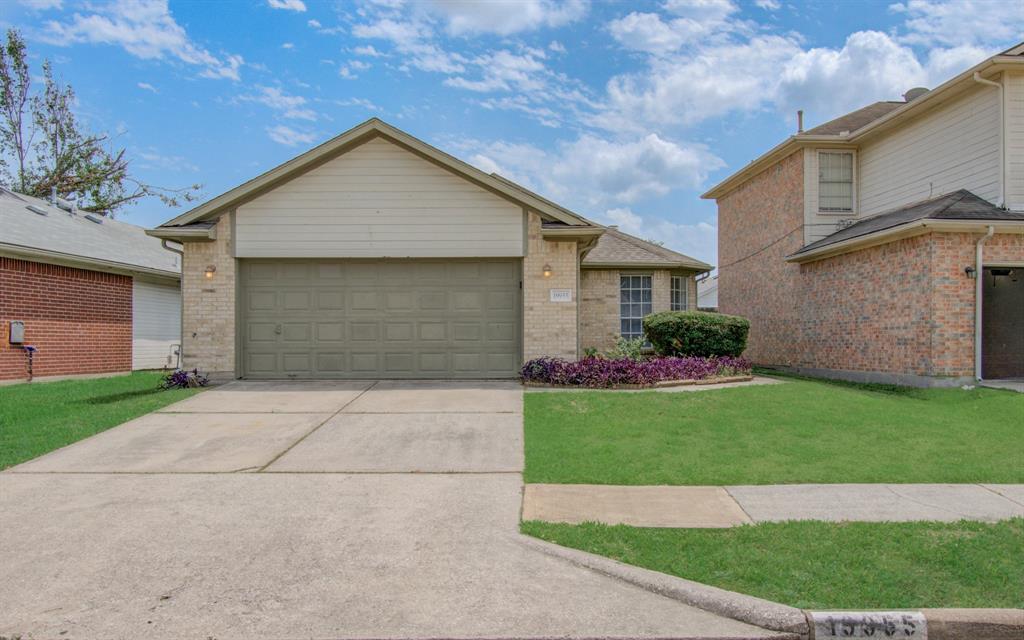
[132,279,181,370]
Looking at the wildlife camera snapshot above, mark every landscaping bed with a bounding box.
[0,371,203,470]
[522,518,1024,610]
[520,355,752,389]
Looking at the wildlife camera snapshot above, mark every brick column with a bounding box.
[523,212,579,361]
[181,214,236,378]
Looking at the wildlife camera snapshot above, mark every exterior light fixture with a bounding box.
[205,265,217,279]
[964,266,976,279]
[542,263,553,278]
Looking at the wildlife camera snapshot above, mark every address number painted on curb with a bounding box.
[811,611,927,639]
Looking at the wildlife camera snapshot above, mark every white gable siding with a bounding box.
[235,137,524,258]
[133,278,181,370]
[1006,71,1024,211]
[858,85,1002,216]
[803,148,858,244]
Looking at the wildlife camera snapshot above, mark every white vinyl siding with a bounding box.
[858,84,1002,216]
[670,276,688,311]
[235,136,524,258]
[1006,71,1024,211]
[620,274,652,340]
[132,279,181,370]
[818,152,854,212]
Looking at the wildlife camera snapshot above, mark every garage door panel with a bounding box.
[241,259,520,378]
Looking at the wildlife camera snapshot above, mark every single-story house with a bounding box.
[1,188,182,383]
[703,43,1024,386]
[148,118,711,380]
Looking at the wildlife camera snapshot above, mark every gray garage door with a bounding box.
[240,259,521,379]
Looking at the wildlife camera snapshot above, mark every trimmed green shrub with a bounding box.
[643,311,749,358]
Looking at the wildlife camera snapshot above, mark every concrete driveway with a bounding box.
[1,380,781,640]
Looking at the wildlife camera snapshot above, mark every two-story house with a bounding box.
[703,43,1024,387]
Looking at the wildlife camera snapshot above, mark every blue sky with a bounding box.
[4,0,1022,265]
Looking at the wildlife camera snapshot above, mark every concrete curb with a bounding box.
[517,535,809,637]
[920,608,1024,640]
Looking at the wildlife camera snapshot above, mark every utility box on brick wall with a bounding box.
[9,320,25,344]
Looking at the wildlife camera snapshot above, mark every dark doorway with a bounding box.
[982,267,1024,379]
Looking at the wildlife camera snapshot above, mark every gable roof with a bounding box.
[581,226,712,271]
[0,188,180,279]
[788,190,1024,262]
[703,43,1024,200]
[155,118,597,231]
[803,101,904,135]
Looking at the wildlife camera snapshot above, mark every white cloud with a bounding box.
[137,149,198,172]
[267,0,306,11]
[349,59,372,71]
[548,40,566,53]
[137,81,158,93]
[334,97,381,111]
[353,18,467,73]
[281,42,295,49]
[353,45,385,57]
[266,124,316,146]
[891,0,1024,49]
[307,19,321,28]
[444,49,546,93]
[240,86,317,120]
[20,0,63,9]
[468,133,723,210]
[754,0,780,9]
[609,1,742,55]
[428,0,588,36]
[43,0,244,81]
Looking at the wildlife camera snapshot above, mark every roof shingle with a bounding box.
[581,226,711,271]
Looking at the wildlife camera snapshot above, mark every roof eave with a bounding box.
[157,118,596,230]
[701,136,853,200]
[582,260,712,272]
[703,50,1024,201]
[786,219,1024,263]
[541,226,606,241]
[0,242,181,280]
[146,226,217,242]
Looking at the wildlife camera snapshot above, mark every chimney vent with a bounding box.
[797,110,804,133]
[903,87,929,102]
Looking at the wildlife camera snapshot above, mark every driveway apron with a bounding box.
[1,380,781,640]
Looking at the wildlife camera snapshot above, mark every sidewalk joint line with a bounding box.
[977,483,1024,508]
[256,380,379,473]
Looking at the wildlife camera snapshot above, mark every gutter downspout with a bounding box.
[973,72,1005,206]
[161,239,185,370]
[974,226,995,381]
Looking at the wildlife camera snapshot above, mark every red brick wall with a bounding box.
[0,258,132,382]
[716,150,1024,381]
[717,150,806,365]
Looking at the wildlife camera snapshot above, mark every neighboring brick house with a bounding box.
[149,118,711,380]
[704,44,1024,386]
[1,189,182,383]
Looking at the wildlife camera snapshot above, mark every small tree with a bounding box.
[0,29,200,215]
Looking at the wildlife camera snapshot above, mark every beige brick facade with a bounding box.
[580,268,700,353]
[522,211,579,361]
[180,214,236,377]
[717,148,1024,384]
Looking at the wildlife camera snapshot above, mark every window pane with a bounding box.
[630,289,641,302]
[620,276,629,288]
[819,152,853,212]
[641,288,651,302]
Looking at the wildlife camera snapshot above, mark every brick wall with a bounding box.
[717,148,1024,382]
[0,257,132,382]
[181,214,236,377]
[523,211,579,360]
[718,150,806,365]
[579,268,699,352]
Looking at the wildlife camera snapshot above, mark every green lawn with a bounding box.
[0,372,201,470]
[522,519,1024,609]
[524,378,1024,485]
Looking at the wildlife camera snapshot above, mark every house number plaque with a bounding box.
[549,289,572,302]
[810,611,926,639]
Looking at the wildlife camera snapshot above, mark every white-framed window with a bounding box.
[670,276,688,311]
[818,151,854,213]
[620,274,652,340]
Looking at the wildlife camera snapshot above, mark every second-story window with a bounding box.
[819,151,854,212]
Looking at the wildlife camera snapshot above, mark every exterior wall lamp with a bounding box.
[542,263,553,278]
[205,265,217,279]
[964,266,976,279]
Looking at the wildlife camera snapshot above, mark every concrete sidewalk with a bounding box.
[523,483,1024,527]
